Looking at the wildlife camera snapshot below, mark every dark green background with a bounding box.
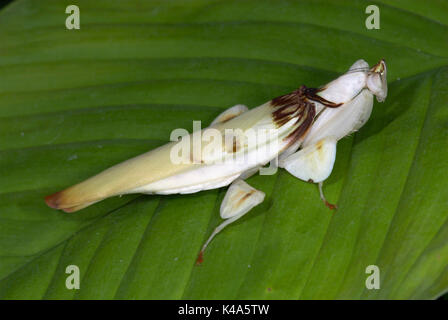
[0,0,447,300]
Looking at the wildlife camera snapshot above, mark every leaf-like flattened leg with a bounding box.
[210,104,248,125]
[196,179,265,264]
[279,137,337,183]
[279,137,338,210]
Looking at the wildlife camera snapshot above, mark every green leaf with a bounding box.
[0,0,447,299]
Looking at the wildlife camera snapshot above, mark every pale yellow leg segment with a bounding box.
[210,104,248,125]
[197,179,265,264]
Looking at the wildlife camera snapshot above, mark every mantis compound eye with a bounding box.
[367,59,387,102]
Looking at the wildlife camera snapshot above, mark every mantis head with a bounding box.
[315,59,388,106]
[367,59,387,102]
[300,58,389,147]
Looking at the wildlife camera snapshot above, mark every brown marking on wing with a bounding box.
[307,87,343,108]
[271,86,304,107]
[224,135,241,153]
[270,84,344,148]
[285,105,315,142]
[271,86,309,126]
[232,138,239,153]
[271,86,316,146]
[272,85,342,109]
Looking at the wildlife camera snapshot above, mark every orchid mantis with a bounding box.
[45,59,388,262]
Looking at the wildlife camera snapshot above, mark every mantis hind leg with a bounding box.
[196,179,265,264]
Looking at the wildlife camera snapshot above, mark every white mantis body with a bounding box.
[45,59,387,263]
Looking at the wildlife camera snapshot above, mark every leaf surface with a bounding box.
[0,0,447,299]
